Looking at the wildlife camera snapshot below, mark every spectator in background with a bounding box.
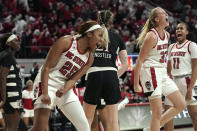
[59,24,67,36]
[30,62,39,82]
[125,34,136,54]
[121,25,130,42]
[31,29,41,56]
[20,27,33,58]
[121,86,132,102]
[20,64,31,88]
[22,80,34,128]
[12,15,27,35]
[131,94,140,103]
[0,0,196,61]
[18,0,30,12]
[0,33,23,131]
[41,31,54,53]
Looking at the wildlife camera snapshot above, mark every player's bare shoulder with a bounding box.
[144,31,158,47]
[165,30,170,40]
[146,30,158,41]
[55,35,73,50]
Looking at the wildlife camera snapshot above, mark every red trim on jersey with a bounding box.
[187,41,192,55]
[166,32,170,43]
[169,43,176,55]
[150,67,157,90]
[185,77,191,89]
[73,86,77,96]
[73,86,84,104]
[63,37,74,53]
[77,39,87,54]
[136,80,145,97]
[85,52,91,65]
[149,30,158,48]
[166,32,169,39]
[176,40,189,49]
[154,28,165,40]
[38,82,42,97]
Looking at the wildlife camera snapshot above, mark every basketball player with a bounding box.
[164,22,197,131]
[83,10,128,131]
[0,33,23,131]
[22,80,34,127]
[134,7,186,131]
[29,20,103,131]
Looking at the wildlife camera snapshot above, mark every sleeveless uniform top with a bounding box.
[34,36,90,92]
[168,40,197,76]
[87,30,126,73]
[142,28,169,68]
[0,50,22,109]
[22,90,34,110]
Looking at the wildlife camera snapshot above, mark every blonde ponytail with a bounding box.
[137,7,160,47]
[137,19,151,47]
[98,25,109,48]
[97,10,113,49]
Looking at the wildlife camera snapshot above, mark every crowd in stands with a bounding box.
[0,0,195,57]
[1,0,196,59]
[148,0,197,43]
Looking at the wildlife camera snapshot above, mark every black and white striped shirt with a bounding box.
[0,50,22,109]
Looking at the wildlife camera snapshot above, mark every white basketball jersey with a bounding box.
[168,40,193,76]
[35,36,90,89]
[143,28,169,68]
[22,90,34,99]
[22,90,34,109]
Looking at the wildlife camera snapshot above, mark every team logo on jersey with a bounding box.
[145,81,151,90]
